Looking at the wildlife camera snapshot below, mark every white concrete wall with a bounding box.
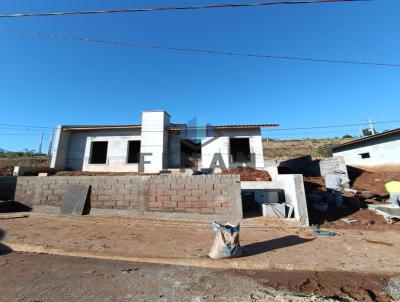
[63,129,141,171]
[333,134,400,171]
[241,174,309,226]
[82,134,142,172]
[50,126,71,170]
[140,111,170,173]
[201,128,264,170]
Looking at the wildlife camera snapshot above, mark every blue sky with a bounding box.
[0,0,399,151]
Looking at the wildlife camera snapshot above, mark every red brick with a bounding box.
[194,202,207,208]
[178,190,191,196]
[184,183,199,190]
[149,195,157,203]
[149,202,163,208]
[185,195,200,202]
[221,202,229,208]
[177,202,192,208]
[164,189,178,196]
[157,196,171,202]
[191,189,205,196]
[198,183,214,190]
[104,201,117,208]
[206,202,220,208]
[171,195,184,202]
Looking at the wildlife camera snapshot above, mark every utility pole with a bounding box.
[38,132,44,154]
[368,117,376,135]
[359,126,364,138]
[48,130,54,156]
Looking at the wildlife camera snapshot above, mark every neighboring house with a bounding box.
[51,110,278,173]
[331,128,400,172]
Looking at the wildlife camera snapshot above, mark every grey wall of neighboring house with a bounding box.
[273,156,347,177]
[333,133,400,171]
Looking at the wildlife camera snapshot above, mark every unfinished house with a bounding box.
[51,110,278,173]
[332,128,400,172]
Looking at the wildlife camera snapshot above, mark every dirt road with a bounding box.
[0,252,395,302]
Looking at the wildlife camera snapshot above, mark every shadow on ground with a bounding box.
[0,201,32,213]
[0,229,12,256]
[242,235,314,257]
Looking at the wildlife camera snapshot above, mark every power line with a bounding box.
[0,122,54,130]
[1,28,398,68]
[261,119,400,131]
[0,0,369,18]
[0,119,399,134]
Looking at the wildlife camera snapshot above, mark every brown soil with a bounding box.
[348,166,400,196]
[0,156,50,176]
[263,138,354,160]
[221,167,271,181]
[241,270,394,302]
[304,169,400,230]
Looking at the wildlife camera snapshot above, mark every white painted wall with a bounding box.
[50,126,71,170]
[82,135,141,172]
[54,129,141,171]
[241,174,309,226]
[140,111,170,173]
[201,128,264,170]
[333,134,400,171]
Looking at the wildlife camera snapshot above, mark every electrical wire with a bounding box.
[261,119,400,131]
[0,0,369,18]
[1,28,398,68]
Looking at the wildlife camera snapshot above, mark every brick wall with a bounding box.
[148,175,241,215]
[14,176,150,211]
[13,175,242,217]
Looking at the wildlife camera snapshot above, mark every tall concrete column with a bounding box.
[140,111,170,173]
[50,126,71,170]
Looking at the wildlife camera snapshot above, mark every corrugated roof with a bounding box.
[63,123,279,131]
[331,128,400,151]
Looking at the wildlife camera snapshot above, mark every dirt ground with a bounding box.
[304,169,400,230]
[221,167,271,181]
[0,252,396,302]
[0,156,50,176]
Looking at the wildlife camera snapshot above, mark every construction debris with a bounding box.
[340,217,358,224]
[368,204,400,224]
[221,167,271,181]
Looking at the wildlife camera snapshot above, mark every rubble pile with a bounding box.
[221,167,271,181]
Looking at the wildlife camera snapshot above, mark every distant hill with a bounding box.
[0,150,50,176]
[263,138,355,160]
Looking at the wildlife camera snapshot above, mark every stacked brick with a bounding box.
[14,176,150,210]
[149,175,240,214]
[13,174,241,216]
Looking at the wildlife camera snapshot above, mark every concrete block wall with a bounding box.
[13,175,243,218]
[148,175,242,215]
[319,156,347,177]
[14,176,150,210]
